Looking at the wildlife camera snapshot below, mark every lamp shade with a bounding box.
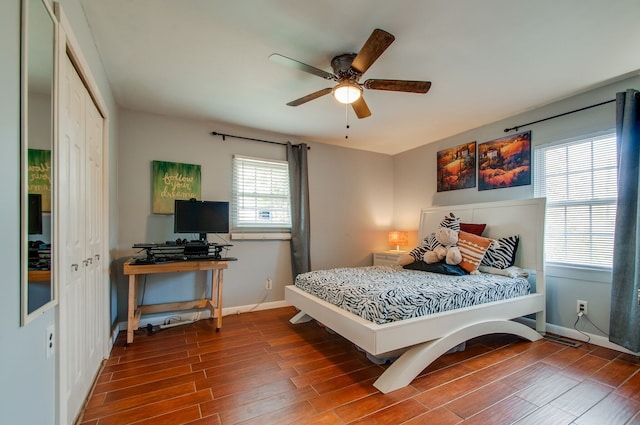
[333,82,362,104]
[388,231,409,251]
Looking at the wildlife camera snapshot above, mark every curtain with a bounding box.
[287,142,311,279]
[610,89,640,352]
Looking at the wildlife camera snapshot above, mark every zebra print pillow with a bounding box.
[481,235,520,269]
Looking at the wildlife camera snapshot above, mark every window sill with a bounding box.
[545,263,612,284]
[231,232,291,241]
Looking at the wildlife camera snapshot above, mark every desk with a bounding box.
[123,259,229,345]
[28,269,51,282]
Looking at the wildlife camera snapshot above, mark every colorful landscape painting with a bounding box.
[152,160,201,214]
[437,141,476,192]
[478,131,531,191]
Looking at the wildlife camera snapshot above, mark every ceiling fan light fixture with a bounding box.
[333,82,362,104]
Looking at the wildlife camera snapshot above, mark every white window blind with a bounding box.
[232,155,292,233]
[534,132,617,268]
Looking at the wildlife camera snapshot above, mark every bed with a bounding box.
[284,198,546,393]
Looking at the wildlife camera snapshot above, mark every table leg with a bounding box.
[216,269,224,331]
[127,274,138,345]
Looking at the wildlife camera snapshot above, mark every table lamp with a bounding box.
[388,231,409,251]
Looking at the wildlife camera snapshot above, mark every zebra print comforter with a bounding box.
[294,266,530,325]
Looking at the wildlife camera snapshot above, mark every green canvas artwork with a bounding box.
[28,149,51,212]
[152,160,201,214]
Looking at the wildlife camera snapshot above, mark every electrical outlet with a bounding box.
[577,300,588,315]
[46,324,55,359]
[265,278,272,290]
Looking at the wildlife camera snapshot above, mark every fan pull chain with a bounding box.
[345,102,349,139]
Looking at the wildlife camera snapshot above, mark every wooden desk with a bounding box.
[123,259,229,345]
[28,269,51,282]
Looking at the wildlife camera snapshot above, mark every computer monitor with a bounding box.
[28,193,43,235]
[174,199,229,242]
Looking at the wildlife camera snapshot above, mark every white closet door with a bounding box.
[84,90,104,374]
[58,52,104,425]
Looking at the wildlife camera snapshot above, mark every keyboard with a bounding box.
[185,255,237,261]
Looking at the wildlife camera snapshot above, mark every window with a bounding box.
[231,155,291,235]
[534,131,617,268]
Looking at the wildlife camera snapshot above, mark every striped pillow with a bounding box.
[481,235,520,269]
[457,231,493,274]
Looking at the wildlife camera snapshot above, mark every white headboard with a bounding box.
[418,198,546,273]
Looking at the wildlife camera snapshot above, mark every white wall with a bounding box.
[393,74,640,344]
[115,109,394,322]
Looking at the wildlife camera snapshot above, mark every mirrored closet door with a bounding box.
[21,0,57,324]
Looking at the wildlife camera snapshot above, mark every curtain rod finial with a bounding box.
[211,131,225,140]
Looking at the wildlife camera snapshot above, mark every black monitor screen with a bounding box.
[28,193,43,235]
[174,199,229,240]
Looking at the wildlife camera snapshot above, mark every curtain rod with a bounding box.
[210,131,310,149]
[503,98,616,133]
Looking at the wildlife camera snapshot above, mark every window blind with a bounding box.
[534,132,617,268]
[232,155,291,232]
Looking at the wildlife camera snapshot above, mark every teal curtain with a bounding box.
[610,89,640,352]
[287,143,311,278]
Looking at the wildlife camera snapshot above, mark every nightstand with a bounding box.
[373,251,408,266]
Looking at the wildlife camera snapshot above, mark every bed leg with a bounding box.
[535,310,546,334]
[290,311,313,324]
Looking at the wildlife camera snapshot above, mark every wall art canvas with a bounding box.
[478,131,531,191]
[437,141,476,192]
[28,148,51,212]
[152,160,201,214]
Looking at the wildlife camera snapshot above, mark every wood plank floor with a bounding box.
[77,307,640,425]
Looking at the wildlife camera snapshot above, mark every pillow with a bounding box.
[481,235,519,269]
[479,265,528,278]
[457,230,493,274]
[460,223,487,236]
[403,261,467,276]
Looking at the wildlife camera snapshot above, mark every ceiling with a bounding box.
[79,0,640,155]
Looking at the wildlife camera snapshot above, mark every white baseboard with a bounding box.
[109,323,120,348]
[117,300,292,331]
[515,317,639,356]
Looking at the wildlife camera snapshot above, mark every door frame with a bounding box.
[54,4,110,424]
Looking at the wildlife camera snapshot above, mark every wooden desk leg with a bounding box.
[126,275,138,345]
[216,269,224,331]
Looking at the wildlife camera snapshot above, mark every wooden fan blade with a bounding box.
[364,79,431,93]
[351,96,372,119]
[286,88,332,106]
[269,53,335,80]
[351,29,395,74]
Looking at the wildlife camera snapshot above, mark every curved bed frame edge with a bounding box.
[373,319,543,393]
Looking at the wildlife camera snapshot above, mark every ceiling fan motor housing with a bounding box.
[331,53,361,82]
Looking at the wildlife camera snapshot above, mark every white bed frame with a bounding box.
[285,198,546,393]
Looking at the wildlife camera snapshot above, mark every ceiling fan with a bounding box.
[269,28,431,119]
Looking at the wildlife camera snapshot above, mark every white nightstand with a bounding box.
[373,251,408,266]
